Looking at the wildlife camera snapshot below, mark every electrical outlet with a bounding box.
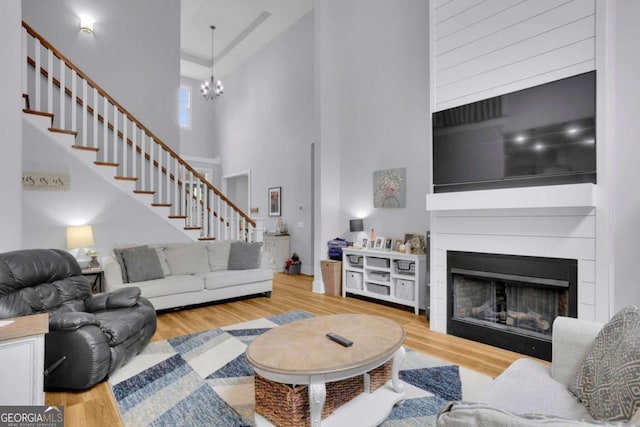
[297,221,305,228]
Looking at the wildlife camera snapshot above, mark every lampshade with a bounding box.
[349,219,364,233]
[66,225,95,249]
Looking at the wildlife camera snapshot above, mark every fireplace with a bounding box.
[447,251,577,361]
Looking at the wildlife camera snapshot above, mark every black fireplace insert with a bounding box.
[447,251,577,361]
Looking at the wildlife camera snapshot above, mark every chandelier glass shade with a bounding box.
[201,25,223,100]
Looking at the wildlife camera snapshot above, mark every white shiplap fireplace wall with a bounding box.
[428,0,609,333]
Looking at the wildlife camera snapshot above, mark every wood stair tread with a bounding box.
[134,190,156,195]
[151,203,172,207]
[72,145,99,152]
[168,215,187,219]
[114,176,138,181]
[94,161,119,167]
[49,127,77,136]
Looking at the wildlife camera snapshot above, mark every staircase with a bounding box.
[21,21,255,242]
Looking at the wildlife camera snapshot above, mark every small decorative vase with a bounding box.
[89,255,100,269]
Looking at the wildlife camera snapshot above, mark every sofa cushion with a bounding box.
[206,241,231,271]
[131,275,205,299]
[203,268,272,291]
[569,306,640,421]
[164,243,210,275]
[120,246,165,283]
[480,358,592,420]
[436,401,618,427]
[228,242,263,270]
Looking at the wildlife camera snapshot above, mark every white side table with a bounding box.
[0,313,48,405]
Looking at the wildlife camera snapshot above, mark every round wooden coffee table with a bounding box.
[246,314,406,427]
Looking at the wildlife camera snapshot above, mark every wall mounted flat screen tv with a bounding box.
[432,71,596,193]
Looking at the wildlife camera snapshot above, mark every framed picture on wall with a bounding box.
[268,187,281,217]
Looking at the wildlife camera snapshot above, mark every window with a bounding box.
[179,86,191,128]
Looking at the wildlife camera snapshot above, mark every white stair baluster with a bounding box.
[22,28,27,97]
[34,38,40,111]
[140,133,146,191]
[158,146,164,203]
[47,50,53,114]
[59,59,66,129]
[71,69,76,131]
[132,125,137,182]
[92,87,98,149]
[122,117,128,177]
[82,79,87,147]
[112,104,118,166]
[102,98,108,162]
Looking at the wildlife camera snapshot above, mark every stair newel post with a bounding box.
[34,38,41,111]
[82,79,88,147]
[47,50,53,114]
[92,87,98,150]
[102,97,109,163]
[59,58,65,130]
[70,69,77,131]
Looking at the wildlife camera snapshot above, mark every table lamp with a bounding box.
[349,219,365,246]
[66,225,95,268]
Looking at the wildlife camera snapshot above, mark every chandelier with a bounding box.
[201,25,224,100]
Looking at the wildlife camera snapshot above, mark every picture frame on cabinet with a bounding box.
[384,238,393,251]
[374,236,385,250]
[362,238,368,248]
[393,238,403,252]
[268,187,281,217]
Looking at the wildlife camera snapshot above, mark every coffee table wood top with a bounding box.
[246,314,405,376]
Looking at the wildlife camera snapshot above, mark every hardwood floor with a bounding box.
[45,273,543,426]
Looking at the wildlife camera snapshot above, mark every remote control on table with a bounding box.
[326,332,353,347]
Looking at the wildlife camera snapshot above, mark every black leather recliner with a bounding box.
[0,248,157,390]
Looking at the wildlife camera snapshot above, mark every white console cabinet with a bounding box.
[263,233,290,272]
[0,313,48,405]
[342,248,426,315]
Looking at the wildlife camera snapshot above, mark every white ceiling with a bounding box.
[180,0,313,82]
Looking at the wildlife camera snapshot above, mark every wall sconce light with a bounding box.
[80,15,94,33]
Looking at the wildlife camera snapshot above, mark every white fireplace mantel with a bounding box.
[426,183,596,211]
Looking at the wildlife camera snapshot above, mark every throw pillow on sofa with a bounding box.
[228,241,263,270]
[206,240,232,271]
[164,243,210,275]
[120,245,165,283]
[569,305,640,421]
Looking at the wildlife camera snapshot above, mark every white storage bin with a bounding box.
[367,282,390,295]
[368,271,390,282]
[346,271,363,290]
[368,257,390,268]
[395,279,415,301]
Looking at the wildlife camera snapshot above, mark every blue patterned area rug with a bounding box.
[108,311,491,426]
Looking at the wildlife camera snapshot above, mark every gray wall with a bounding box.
[216,12,315,274]
[180,76,218,158]
[22,0,180,151]
[0,1,23,251]
[313,0,430,287]
[613,0,640,312]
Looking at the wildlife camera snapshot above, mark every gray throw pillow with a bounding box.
[120,245,165,283]
[228,241,263,270]
[112,247,130,283]
[569,306,640,421]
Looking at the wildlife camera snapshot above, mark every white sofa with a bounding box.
[437,314,640,425]
[103,241,273,311]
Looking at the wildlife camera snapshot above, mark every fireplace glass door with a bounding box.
[452,269,569,341]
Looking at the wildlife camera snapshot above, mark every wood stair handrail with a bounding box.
[22,20,255,228]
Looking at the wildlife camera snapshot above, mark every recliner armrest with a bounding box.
[49,312,99,331]
[85,287,141,312]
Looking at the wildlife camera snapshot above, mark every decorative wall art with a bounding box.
[268,187,281,217]
[22,172,70,191]
[373,168,406,208]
